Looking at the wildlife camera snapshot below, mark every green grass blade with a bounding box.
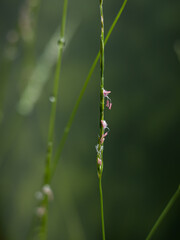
[146,185,180,240]
[37,0,69,239]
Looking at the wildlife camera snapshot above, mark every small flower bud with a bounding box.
[103,89,111,97]
[100,132,108,144]
[101,120,108,129]
[103,89,112,110]
[109,102,112,110]
[36,206,46,217]
[42,184,54,201]
[97,158,102,166]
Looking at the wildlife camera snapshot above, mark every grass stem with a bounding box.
[99,177,105,240]
[39,0,68,239]
[98,0,105,238]
[44,0,68,184]
[146,185,180,240]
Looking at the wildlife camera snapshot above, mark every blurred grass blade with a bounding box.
[146,185,180,240]
[17,30,59,115]
[38,0,69,238]
[17,19,80,115]
[52,0,128,175]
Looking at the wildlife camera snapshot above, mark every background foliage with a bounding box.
[0,0,180,239]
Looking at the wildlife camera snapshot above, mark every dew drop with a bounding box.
[49,96,55,103]
[57,37,65,45]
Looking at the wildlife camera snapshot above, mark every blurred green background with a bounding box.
[0,0,180,239]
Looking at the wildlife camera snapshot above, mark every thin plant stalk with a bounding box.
[146,185,180,240]
[44,0,68,185]
[96,0,106,239]
[52,0,128,176]
[38,0,68,239]
[99,178,105,240]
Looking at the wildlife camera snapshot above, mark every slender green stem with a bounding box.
[99,178,105,240]
[39,1,68,239]
[98,0,105,174]
[39,197,48,240]
[146,185,180,240]
[52,0,128,176]
[98,1,106,239]
[44,0,68,184]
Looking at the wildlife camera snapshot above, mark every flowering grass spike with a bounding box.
[103,88,112,110]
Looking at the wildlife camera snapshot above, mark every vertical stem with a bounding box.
[97,0,105,176]
[98,0,106,239]
[99,177,105,240]
[44,0,68,184]
[39,1,68,239]
[99,0,105,144]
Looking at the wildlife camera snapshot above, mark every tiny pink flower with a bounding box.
[101,120,108,129]
[103,132,108,138]
[106,98,112,110]
[103,89,112,110]
[109,102,112,110]
[106,99,110,108]
[97,158,102,166]
[103,89,111,97]
[100,132,108,144]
